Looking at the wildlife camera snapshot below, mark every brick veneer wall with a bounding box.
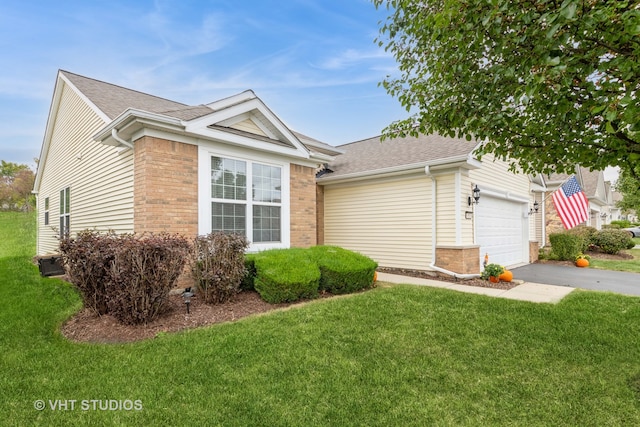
[133,137,198,236]
[529,241,539,263]
[290,164,317,248]
[544,196,565,245]
[435,245,480,274]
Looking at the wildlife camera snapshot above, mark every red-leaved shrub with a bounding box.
[191,232,249,304]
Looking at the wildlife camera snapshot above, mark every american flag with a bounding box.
[551,176,589,230]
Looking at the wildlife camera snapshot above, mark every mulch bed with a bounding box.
[377,267,517,290]
[62,292,299,344]
[62,249,634,344]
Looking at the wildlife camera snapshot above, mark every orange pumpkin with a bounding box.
[576,258,589,268]
[373,271,378,282]
[489,276,500,283]
[498,270,513,282]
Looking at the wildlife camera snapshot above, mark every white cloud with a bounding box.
[314,48,393,70]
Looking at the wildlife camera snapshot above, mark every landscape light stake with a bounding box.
[182,287,194,314]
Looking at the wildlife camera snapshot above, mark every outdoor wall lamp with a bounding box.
[182,287,194,314]
[528,201,539,215]
[468,184,480,206]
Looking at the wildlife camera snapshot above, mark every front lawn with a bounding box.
[590,248,640,273]
[2,212,640,425]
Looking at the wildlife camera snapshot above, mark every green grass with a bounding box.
[2,212,640,425]
[590,249,640,273]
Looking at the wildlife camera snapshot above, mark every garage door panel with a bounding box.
[476,196,525,267]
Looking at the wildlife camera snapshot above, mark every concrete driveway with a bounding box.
[511,264,640,296]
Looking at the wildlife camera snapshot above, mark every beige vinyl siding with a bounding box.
[435,174,457,246]
[230,118,267,136]
[469,154,530,195]
[323,175,432,269]
[531,191,544,243]
[36,83,134,255]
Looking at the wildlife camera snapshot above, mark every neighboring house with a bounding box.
[33,70,342,256]
[316,134,539,275]
[536,166,621,245]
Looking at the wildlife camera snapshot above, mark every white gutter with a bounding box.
[425,166,480,279]
[111,128,133,149]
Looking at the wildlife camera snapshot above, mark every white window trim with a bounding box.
[198,145,291,251]
[59,187,70,238]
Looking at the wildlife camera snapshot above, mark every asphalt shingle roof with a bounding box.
[320,133,478,179]
[60,70,339,155]
[61,70,214,121]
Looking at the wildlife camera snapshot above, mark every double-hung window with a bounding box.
[210,156,282,243]
[44,197,50,226]
[59,187,70,238]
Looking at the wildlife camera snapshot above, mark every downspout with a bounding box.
[425,166,479,279]
[111,128,134,150]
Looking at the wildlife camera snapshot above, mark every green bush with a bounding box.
[567,225,597,252]
[191,232,249,304]
[254,249,320,303]
[592,229,634,255]
[549,233,583,261]
[309,245,378,294]
[610,219,631,229]
[240,254,257,291]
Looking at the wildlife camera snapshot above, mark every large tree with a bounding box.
[615,166,640,214]
[0,160,35,211]
[373,0,639,176]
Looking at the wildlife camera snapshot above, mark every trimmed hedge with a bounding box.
[253,249,321,303]
[250,246,378,303]
[567,225,597,253]
[592,229,634,255]
[240,254,257,291]
[309,245,378,294]
[549,233,582,261]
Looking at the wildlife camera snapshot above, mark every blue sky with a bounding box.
[0,0,406,168]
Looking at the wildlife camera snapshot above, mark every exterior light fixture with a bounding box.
[182,287,194,314]
[528,201,539,215]
[468,184,481,206]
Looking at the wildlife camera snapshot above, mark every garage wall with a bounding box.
[323,174,433,269]
[468,155,531,267]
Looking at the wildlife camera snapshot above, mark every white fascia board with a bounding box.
[186,98,310,156]
[201,127,309,159]
[59,72,110,123]
[34,75,65,192]
[318,155,479,185]
[93,109,184,144]
[530,182,546,192]
[205,90,256,110]
[34,73,110,192]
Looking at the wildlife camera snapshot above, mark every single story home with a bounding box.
[316,134,540,275]
[35,70,623,277]
[33,70,342,256]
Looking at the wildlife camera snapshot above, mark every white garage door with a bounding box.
[476,195,527,268]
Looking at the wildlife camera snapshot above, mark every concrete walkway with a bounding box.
[377,272,575,304]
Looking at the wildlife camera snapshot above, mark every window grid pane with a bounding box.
[211,157,246,201]
[253,205,281,243]
[252,164,281,203]
[212,203,246,235]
